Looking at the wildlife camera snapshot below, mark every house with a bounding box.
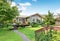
[55,15,60,26]
[26,13,43,24]
[16,15,28,25]
[16,13,43,25]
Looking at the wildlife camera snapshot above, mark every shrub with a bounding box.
[31,22,39,27]
[35,29,58,41]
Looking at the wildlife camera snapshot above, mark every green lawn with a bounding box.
[55,31,60,41]
[1,26,60,41]
[0,29,23,41]
[18,26,42,41]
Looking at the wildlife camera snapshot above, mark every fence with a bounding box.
[35,26,60,41]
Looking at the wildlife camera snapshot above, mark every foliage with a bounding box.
[0,29,23,41]
[37,19,42,25]
[43,10,55,25]
[0,0,19,28]
[19,26,42,41]
[35,11,57,41]
[31,22,39,27]
[35,29,59,41]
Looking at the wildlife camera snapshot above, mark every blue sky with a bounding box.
[12,0,60,16]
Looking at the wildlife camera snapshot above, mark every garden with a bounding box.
[0,0,60,41]
[18,26,42,41]
[35,26,60,41]
[0,28,23,41]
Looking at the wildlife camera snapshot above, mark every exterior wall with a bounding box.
[28,15,42,24]
[16,18,28,25]
[55,21,60,26]
[16,18,22,23]
[16,15,43,25]
[55,16,60,26]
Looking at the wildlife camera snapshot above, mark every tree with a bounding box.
[43,10,55,26]
[0,0,19,28]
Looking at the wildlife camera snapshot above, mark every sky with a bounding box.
[11,0,60,16]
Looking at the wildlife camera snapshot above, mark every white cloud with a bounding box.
[18,2,31,10]
[56,8,60,13]
[52,8,60,15]
[32,0,37,2]
[17,6,27,11]
[10,2,31,15]
[10,2,16,7]
[19,2,31,6]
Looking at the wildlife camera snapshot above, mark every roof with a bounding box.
[16,13,44,19]
[26,13,43,18]
[16,15,28,18]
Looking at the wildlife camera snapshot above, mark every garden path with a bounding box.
[14,30,31,41]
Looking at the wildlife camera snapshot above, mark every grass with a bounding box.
[49,31,60,41]
[18,26,60,41]
[54,31,60,41]
[0,28,23,41]
[0,26,60,41]
[18,26,42,41]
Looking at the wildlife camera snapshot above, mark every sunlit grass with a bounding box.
[18,26,42,41]
[56,31,60,41]
[0,29,23,41]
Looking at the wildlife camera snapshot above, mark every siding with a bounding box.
[28,15,42,24]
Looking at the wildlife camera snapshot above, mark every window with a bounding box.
[33,19,35,22]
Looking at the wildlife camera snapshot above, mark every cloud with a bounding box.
[18,2,31,10]
[17,6,27,11]
[32,0,37,2]
[56,8,60,13]
[19,2,31,6]
[10,2,16,7]
[10,2,31,13]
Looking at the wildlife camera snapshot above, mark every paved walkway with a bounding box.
[14,30,31,41]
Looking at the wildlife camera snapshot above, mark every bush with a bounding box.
[31,22,39,27]
[35,29,58,41]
